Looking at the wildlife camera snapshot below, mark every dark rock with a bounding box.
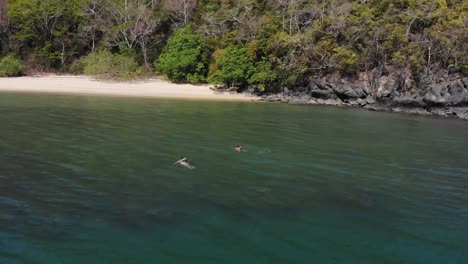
[331,84,357,99]
[288,98,305,104]
[316,81,333,91]
[295,86,308,93]
[376,77,398,99]
[363,104,386,111]
[357,98,367,106]
[316,98,325,104]
[462,77,468,88]
[355,86,368,98]
[323,98,343,106]
[264,94,285,102]
[288,95,312,105]
[366,95,376,104]
[348,99,360,106]
[277,75,468,120]
[330,83,367,100]
[453,108,468,120]
[393,92,425,107]
[422,79,468,106]
[391,107,404,113]
[310,89,336,99]
[306,81,319,91]
[430,107,456,116]
[401,108,432,116]
[390,107,431,116]
[447,80,468,105]
[301,94,312,101]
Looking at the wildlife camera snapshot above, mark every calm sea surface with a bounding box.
[0,93,467,264]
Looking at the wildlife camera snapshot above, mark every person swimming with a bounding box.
[235,145,243,152]
[174,157,195,169]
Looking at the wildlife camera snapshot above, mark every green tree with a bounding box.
[8,0,86,68]
[155,27,206,83]
[213,45,255,88]
[249,59,278,91]
[2,0,466,84]
[82,0,161,65]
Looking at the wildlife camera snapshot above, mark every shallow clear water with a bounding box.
[0,93,467,264]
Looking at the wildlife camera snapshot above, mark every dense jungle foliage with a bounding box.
[0,0,466,89]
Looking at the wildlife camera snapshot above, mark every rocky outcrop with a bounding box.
[261,72,468,120]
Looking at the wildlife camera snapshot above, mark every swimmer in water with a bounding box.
[235,145,243,152]
[174,157,195,169]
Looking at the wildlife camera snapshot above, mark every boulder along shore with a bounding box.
[260,71,468,120]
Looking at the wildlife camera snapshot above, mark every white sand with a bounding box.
[0,74,258,101]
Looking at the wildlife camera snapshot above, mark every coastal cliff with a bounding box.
[262,71,468,120]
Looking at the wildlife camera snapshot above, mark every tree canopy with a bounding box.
[1,0,466,90]
[155,27,206,83]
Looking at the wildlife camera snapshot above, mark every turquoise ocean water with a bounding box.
[0,93,467,263]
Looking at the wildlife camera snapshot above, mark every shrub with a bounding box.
[0,55,23,77]
[80,49,143,79]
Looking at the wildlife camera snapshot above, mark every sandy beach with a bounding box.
[0,75,258,101]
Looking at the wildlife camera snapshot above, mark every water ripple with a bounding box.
[0,94,466,263]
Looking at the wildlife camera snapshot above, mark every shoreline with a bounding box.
[1,74,467,120]
[0,74,259,102]
[261,93,468,120]
[259,76,468,121]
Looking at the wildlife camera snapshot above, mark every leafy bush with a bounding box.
[155,27,206,83]
[80,49,143,79]
[0,55,23,77]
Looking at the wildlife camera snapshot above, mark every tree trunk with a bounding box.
[61,41,65,66]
